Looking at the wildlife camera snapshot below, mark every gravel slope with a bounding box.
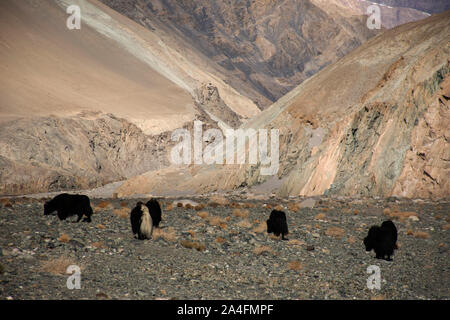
[0,196,448,300]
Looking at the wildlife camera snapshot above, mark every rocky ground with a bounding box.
[0,196,448,300]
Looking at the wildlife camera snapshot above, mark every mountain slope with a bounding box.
[101,0,380,109]
[0,0,257,195]
[116,10,450,199]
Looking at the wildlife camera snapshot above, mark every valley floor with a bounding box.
[0,196,448,300]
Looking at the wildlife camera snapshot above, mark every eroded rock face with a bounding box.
[0,113,173,196]
[100,0,379,109]
[116,12,450,199]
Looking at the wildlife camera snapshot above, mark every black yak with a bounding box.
[44,193,93,222]
[145,198,162,228]
[364,220,398,261]
[267,210,289,240]
[130,202,153,240]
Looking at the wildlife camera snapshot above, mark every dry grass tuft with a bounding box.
[58,234,70,243]
[288,261,302,271]
[153,227,177,242]
[287,203,300,212]
[413,231,430,239]
[237,219,252,228]
[40,256,77,275]
[188,230,196,238]
[253,222,267,233]
[253,245,273,255]
[322,208,329,212]
[120,201,128,208]
[232,208,249,218]
[325,227,345,239]
[229,202,242,209]
[288,239,305,246]
[177,202,183,208]
[113,208,129,219]
[97,201,112,209]
[243,202,255,209]
[386,210,418,220]
[185,203,193,210]
[97,224,106,230]
[353,209,359,215]
[383,208,391,215]
[208,216,227,228]
[274,205,284,211]
[208,195,229,206]
[216,237,226,244]
[197,211,209,219]
[91,241,105,249]
[0,198,12,208]
[442,224,450,231]
[315,213,326,220]
[166,203,174,211]
[180,240,206,251]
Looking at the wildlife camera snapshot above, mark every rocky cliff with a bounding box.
[116,11,450,199]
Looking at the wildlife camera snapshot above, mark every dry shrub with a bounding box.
[0,198,12,208]
[216,237,226,244]
[225,216,231,222]
[153,227,177,242]
[177,202,183,208]
[268,234,281,240]
[197,211,209,219]
[274,205,284,211]
[209,202,218,208]
[180,240,206,251]
[253,222,267,233]
[353,209,359,215]
[314,224,321,229]
[229,202,242,209]
[315,213,326,220]
[208,195,228,207]
[120,201,128,208]
[287,203,300,212]
[253,245,273,255]
[288,261,302,271]
[113,208,129,219]
[40,256,77,275]
[237,219,252,228]
[208,216,226,228]
[406,229,414,235]
[97,224,106,230]
[185,203,193,210]
[97,201,112,209]
[166,203,174,211]
[325,227,345,239]
[91,241,105,249]
[371,295,385,300]
[322,208,329,212]
[263,204,273,209]
[243,202,255,209]
[58,234,70,243]
[387,211,418,220]
[442,224,450,231]
[383,208,391,215]
[232,209,249,218]
[188,230,196,238]
[347,236,356,244]
[413,231,430,239]
[288,239,305,246]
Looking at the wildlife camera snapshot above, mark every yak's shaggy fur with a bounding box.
[44,193,93,222]
[145,198,162,228]
[130,202,153,240]
[364,220,398,261]
[266,210,289,240]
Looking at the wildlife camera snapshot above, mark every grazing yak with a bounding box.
[267,210,289,240]
[130,202,153,240]
[145,198,162,228]
[364,220,398,261]
[44,193,93,222]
